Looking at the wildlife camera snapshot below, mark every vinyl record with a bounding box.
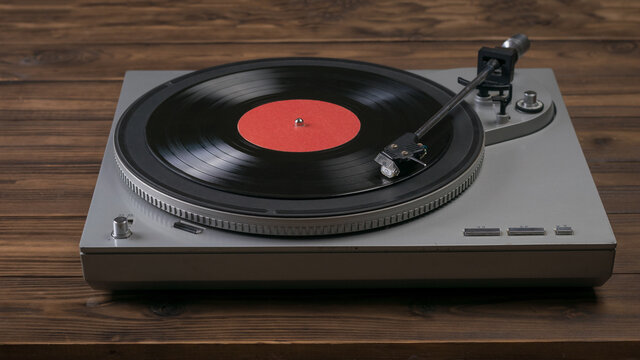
[114,58,484,235]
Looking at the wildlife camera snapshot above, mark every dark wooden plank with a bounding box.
[590,162,640,187]
[611,214,640,274]
[1,0,639,45]
[577,127,640,163]
[598,190,640,214]
[0,274,639,344]
[2,342,640,360]
[0,81,120,121]
[0,216,85,278]
[2,41,640,82]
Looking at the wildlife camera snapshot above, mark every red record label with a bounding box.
[237,99,361,152]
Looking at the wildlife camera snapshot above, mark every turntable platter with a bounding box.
[114,58,484,235]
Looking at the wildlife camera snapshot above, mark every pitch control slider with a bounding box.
[375,34,530,178]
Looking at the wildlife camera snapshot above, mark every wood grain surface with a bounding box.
[1,1,639,359]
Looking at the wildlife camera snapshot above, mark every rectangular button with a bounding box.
[507,227,545,236]
[555,226,574,235]
[464,227,501,236]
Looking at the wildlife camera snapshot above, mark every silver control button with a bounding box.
[111,216,132,239]
[507,227,545,236]
[555,225,574,235]
[464,227,501,236]
[523,90,537,106]
[515,90,544,113]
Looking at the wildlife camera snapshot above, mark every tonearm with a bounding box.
[374,34,530,178]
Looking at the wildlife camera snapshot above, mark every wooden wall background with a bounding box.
[1,1,639,359]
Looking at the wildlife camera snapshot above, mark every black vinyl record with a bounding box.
[114,58,483,232]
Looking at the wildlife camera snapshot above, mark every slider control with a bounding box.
[173,221,204,234]
[464,227,501,236]
[507,227,545,236]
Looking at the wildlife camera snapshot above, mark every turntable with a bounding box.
[80,35,616,289]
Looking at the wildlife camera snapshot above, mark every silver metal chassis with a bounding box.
[79,68,616,289]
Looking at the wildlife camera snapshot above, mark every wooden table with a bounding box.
[1,1,639,359]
